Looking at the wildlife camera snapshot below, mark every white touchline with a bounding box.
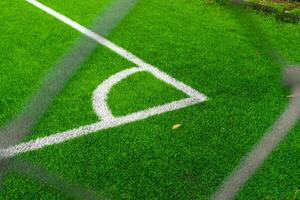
[0,0,207,158]
[26,0,205,100]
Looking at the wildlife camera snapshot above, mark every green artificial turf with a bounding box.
[108,71,188,117]
[40,0,112,26]
[236,123,300,199]
[1,0,300,199]
[0,0,78,128]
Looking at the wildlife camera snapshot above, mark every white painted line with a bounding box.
[1,97,202,159]
[0,1,208,158]
[26,0,207,101]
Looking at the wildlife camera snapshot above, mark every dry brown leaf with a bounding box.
[172,124,181,130]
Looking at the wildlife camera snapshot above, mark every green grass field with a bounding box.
[1,0,300,199]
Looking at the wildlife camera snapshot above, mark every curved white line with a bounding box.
[92,67,145,121]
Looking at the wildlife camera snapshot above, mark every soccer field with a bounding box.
[1,0,300,199]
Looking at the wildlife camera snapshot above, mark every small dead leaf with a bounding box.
[172,124,181,130]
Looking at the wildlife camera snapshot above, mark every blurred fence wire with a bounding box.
[212,1,300,199]
[0,0,299,199]
[0,0,138,199]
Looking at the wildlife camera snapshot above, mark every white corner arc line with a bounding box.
[93,67,145,121]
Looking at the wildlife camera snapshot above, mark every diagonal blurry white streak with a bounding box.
[0,0,140,194]
[212,94,300,200]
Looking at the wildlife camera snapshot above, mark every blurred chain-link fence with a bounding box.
[0,0,299,199]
